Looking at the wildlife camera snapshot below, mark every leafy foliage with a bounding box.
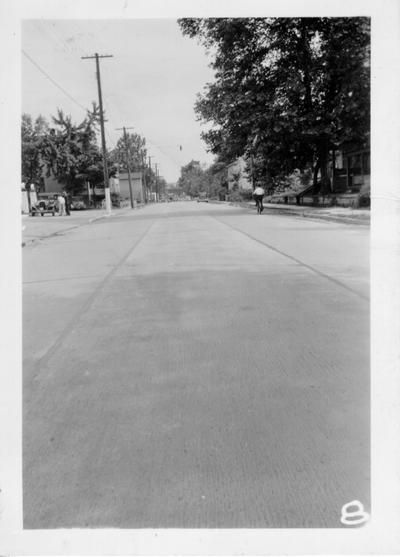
[21,113,49,186]
[177,160,204,197]
[177,159,228,198]
[179,17,370,192]
[22,104,117,194]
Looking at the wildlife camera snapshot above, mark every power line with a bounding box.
[22,49,88,113]
[26,24,179,170]
[22,46,115,148]
[22,42,119,171]
[23,44,179,178]
[25,23,187,182]
[147,140,183,170]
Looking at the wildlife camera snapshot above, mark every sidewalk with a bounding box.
[21,207,134,247]
[237,201,370,225]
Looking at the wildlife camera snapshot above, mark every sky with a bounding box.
[22,19,216,183]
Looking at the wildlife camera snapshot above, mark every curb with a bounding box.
[88,214,108,223]
[232,202,370,225]
[89,206,143,223]
[299,212,370,226]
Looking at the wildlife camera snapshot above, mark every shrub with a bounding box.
[227,190,243,202]
[240,190,254,201]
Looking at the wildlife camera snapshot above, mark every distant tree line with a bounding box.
[177,159,230,199]
[178,17,370,193]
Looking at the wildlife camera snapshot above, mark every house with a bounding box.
[331,144,370,206]
[269,142,370,208]
[21,183,37,214]
[226,157,253,191]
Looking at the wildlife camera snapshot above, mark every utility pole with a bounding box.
[141,152,147,203]
[116,126,134,209]
[158,175,165,200]
[148,156,153,201]
[155,163,159,202]
[82,53,113,214]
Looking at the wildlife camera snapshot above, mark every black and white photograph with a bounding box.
[1,0,400,554]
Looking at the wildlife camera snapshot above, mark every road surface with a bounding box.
[23,201,369,528]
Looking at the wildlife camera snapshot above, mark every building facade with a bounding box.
[269,142,370,208]
[332,146,370,194]
[117,172,145,203]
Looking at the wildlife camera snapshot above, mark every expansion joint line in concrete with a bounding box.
[31,221,155,376]
[211,216,369,303]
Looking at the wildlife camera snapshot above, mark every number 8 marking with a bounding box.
[341,500,370,526]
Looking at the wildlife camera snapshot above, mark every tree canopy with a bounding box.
[22,104,117,193]
[21,113,49,186]
[178,17,370,192]
[177,159,228,198]
[177,160,204,197]
[21,106,164,200]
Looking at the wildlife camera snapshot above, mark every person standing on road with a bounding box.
[57,193,66,216]
[253,185,265,213]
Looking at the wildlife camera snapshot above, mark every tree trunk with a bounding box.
[313,159,320,188]
[319,144,332,195]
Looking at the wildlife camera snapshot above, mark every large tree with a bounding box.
[177,159,228,198]
[177,160,205,197]
[38,105,116,193]
[179,17,370,193]
[21,113,49,186]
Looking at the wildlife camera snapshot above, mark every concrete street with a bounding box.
[23,201,369,528]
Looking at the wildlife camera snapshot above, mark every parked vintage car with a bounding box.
[30,193,58,216]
